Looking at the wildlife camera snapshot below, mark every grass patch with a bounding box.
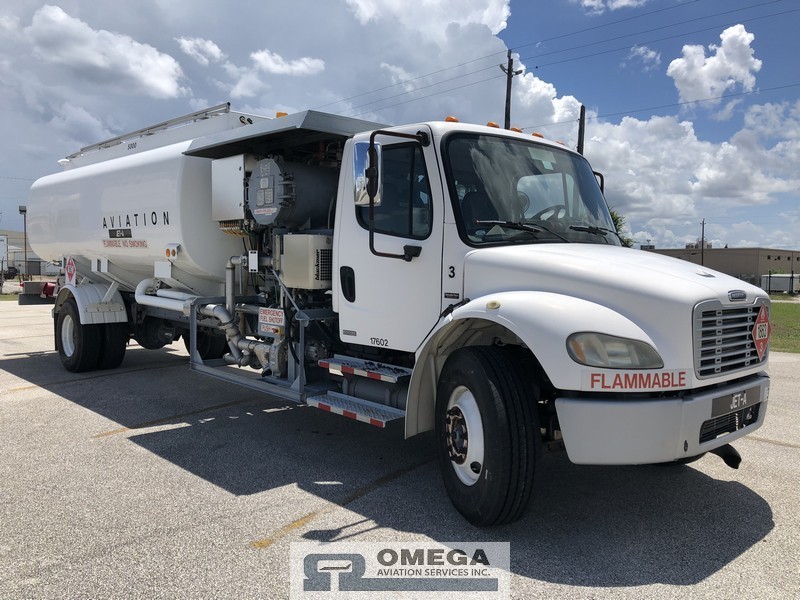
[0,294,19,301]
[771,302,800,353]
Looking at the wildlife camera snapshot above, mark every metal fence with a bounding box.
[1,259,60,280]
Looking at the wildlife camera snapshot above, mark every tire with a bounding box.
[56,298,102,373]
[97,322,128,370]
[436,346,541,526]
[183,329,228,360]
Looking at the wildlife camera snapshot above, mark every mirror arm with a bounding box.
[593,170,605,194]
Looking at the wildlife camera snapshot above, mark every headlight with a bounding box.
[566,332,663,369]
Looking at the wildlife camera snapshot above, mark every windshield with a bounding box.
[443,133,620,246]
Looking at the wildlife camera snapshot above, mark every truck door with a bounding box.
[335,126,444,353]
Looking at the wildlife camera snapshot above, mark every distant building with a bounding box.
[0,228,42,275]
[644,246,799,288]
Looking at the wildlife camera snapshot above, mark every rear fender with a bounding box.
[54,284,128,325]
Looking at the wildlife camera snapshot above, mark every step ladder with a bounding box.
[306,356,411,427]
[318,355,412,383]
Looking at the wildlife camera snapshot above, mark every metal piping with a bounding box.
[226,255,244,315]
[135,279,187,313]
[156,289,196,301]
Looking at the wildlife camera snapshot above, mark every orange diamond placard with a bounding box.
[752,304,770,361]
[65,256,77,286]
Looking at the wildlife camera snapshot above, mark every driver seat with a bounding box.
[461,191,498,226]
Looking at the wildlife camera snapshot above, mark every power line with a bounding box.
[0,176,35,182]
[336,64,498,115]
[347,73,507,118]
[528,7,800,70]
[520,1,789,65]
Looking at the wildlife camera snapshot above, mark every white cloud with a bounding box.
[577,0,649,15]
[24,5,187,99]
[176,37,225,66]
[380,63,417,92]
[583,100,800,247]
[222,62,268,98]
[514,72,583,139]
[711,98,743,121]
[626,45,661,71]
[0,13,21,35]
[667,24,762,105]
[345,0,509,37]
[47,102,114,145]
[250,49,325,76]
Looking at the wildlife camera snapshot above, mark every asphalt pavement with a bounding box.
[1,302,798,599]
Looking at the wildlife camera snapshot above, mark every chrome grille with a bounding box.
[693,299,769,378]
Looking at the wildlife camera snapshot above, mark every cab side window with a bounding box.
[356,144,432,239]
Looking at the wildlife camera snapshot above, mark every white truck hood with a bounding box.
[462,243,767,379]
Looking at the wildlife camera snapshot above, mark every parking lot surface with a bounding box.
[1,302,798,599]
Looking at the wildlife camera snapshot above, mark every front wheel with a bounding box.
[436,346,541,526]
[56,298,102,372]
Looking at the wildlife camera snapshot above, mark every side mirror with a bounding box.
[354,141,381,206]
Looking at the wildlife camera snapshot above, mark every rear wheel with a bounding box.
[436,346,541,526]
[56,298,102,372]
[183,329,228,360]
[98,323,128,370]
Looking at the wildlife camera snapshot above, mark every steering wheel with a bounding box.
[530,204,566,221]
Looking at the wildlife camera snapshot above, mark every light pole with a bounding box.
[18,205,27,280]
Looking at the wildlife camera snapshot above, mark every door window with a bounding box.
[356,144,432,239]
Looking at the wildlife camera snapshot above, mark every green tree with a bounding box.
[609,207,634,247]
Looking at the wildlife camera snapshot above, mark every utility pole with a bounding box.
[19,206,28,280]
[577,105,586,155]
[499,50,523,129]
[700,218,706,266]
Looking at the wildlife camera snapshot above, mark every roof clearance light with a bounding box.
[510,127,522,133]
[276,111,288,118]
[445,115,459,123]
[486,121,499,128]
[532,132,544,138]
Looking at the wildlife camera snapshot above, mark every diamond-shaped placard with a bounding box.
[751,304,770,361]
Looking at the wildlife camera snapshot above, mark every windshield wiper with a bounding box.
[476,220,571,242]
[569,224,623,245]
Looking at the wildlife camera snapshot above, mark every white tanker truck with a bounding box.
[28,103,771,525]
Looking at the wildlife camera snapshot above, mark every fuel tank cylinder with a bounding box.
[28,139,242,292]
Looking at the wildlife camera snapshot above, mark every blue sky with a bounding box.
[0,0,797,249]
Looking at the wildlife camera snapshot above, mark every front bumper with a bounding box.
[555,372,770,465]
